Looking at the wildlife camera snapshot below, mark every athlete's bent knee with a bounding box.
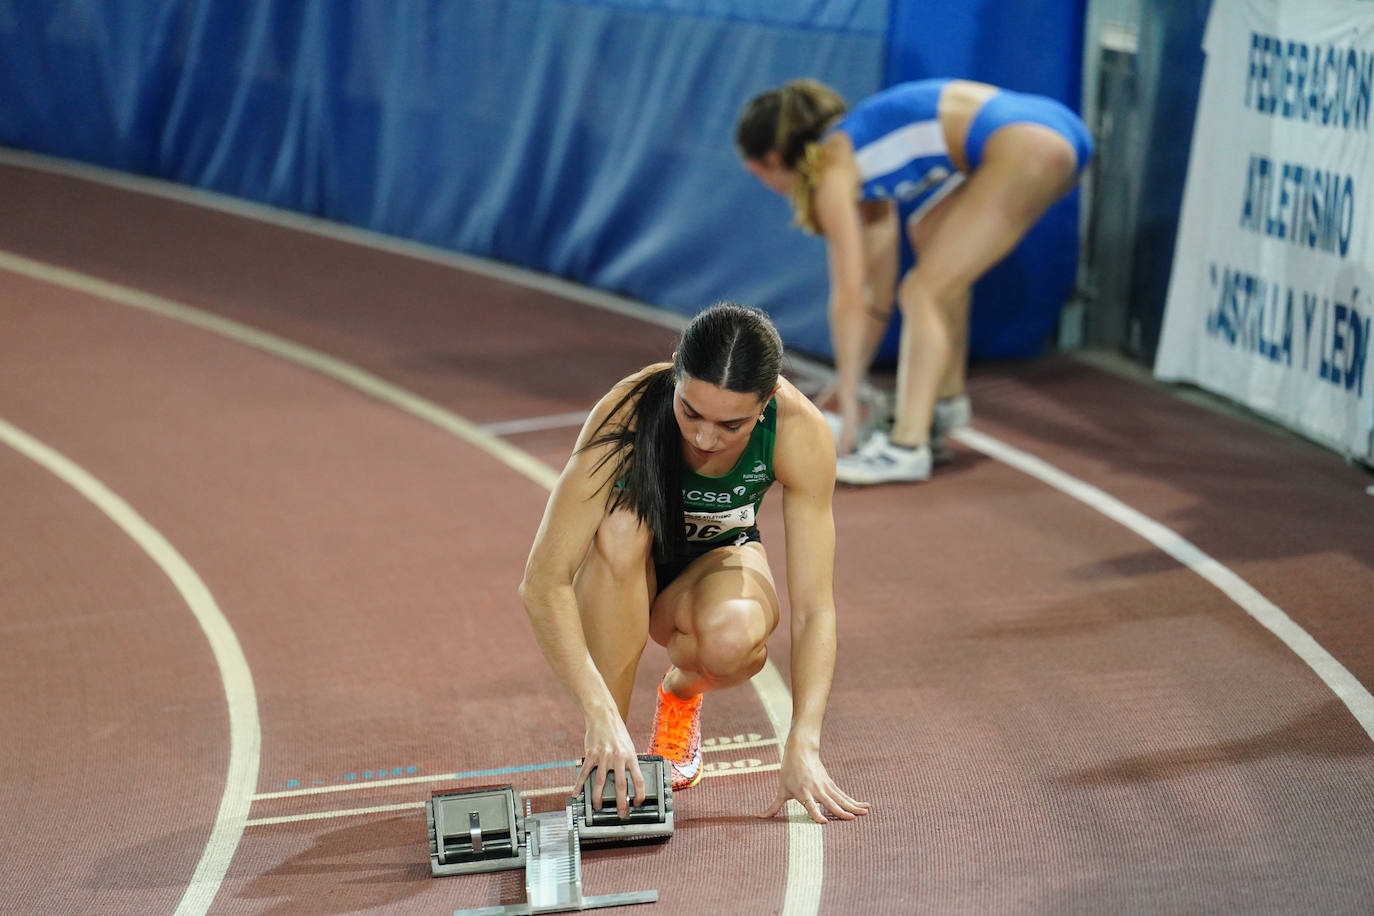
[694,598,768,681]
[899,272,964,318]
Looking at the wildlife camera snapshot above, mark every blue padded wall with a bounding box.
[0,0,1084,361]
[886,0,1088,359]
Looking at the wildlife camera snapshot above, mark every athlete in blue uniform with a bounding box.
[737,78,1093,484]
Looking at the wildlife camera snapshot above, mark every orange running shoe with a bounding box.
[648,678,704,789]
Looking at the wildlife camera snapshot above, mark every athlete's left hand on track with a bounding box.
[757,742,870,824]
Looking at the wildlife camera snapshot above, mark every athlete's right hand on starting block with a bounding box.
[578,711,647,819]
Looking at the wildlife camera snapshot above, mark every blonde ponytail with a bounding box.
[775,80,847,235]
[788,140,832,234]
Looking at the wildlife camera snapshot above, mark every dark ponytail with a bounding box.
[584,302,783,562]
[585,367,685,561]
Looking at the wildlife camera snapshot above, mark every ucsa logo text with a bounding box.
[685,489,734,504]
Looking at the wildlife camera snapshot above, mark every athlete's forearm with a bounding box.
[829,292,866,404]
[786,606,839,748]
[519,579,621,722]
[829,293,885,406]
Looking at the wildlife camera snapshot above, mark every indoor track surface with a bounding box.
[2,153,1373,916]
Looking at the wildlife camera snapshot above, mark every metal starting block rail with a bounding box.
[427,755,673,915]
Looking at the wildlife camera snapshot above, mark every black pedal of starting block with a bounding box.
[576,754,674,843]
[426,784,526,876]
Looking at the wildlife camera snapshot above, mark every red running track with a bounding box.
[2,154,1373,915]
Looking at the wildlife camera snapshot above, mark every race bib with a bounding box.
[683,504,755,542]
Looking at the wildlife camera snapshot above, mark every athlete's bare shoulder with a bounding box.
[818,128,854,161]
[604,361,673,410]
[772,378,836,489]
[772,377,823,427]
[814,131,860,188]
[576,361,672,448]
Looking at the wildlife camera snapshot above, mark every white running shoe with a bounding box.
[932,394,972,434]
[930,394,971,465]
[835,432,932,485]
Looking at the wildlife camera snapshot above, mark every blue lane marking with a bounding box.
[450,760,579,781]
[343,765,420,782]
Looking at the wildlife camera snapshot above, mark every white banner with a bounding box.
[1155,0,1374,462]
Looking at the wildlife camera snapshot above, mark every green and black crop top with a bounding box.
[678,397,777,552]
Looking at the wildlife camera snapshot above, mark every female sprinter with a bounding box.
[736,78,1093,484]
[519,301,868,825]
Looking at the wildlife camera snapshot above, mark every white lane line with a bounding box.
[479,410,591,437]
[255,770,573,800]
[953,427,1374,743]
[0,251,559,492]
[247,802,423,828]
[245,762,782,828]
[0,418,261,916]
[751,663,823,916]
[255,772,540,800]
[254,737,779,800]
[0,251,812,912]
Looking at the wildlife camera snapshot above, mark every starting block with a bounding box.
[426,755,673,915]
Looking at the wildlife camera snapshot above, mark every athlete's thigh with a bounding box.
[574,505,654,649]
[648,543,780,646]
[904,153,1065,297]
[976,122,1082,217]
